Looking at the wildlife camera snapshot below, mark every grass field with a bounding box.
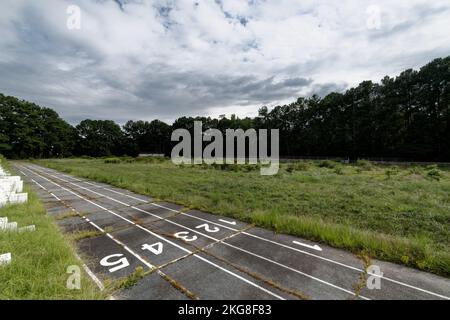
[0,157,105,299]
[36,157,450,277]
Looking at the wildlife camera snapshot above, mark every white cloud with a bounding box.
[0,0,449,124]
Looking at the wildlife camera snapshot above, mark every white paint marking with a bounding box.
[50,193,61,201]
[100,254,130,273]
[27,165,369,299]
[219,219,237,225]
[31,179,47,190]
[142,242,163,255]
[74,253,105,291]
[22,165,284,300]
[25,164,450,301]
[174,231,198,242]
[52,177,367,300]
[196,223,220,233]
[146,204,450,300]
[293,241,322,252]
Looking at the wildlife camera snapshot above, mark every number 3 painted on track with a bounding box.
[174,231,198,242]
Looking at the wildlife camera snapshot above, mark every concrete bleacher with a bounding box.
[0,160,28,207]
[1,160,32,267]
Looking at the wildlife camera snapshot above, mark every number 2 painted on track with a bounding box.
[195,223,220,233]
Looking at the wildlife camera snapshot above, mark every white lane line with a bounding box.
[73,253,105,291]
[47,186,153,269]
[292,241,322,252]
[19,170,28,177]
[132,206,368,299]
[219,219,237,226]
[50,193,62,201]
[28,175,197,298]
[29,164,450,301]
[33,168,370,300]
[87,183,150,202]
[31,179,47,191]
[47,193,105,290]
[129,201,450,301]
[21,165,285,300]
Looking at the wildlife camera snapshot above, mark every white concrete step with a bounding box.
[19,225,36,233]
[0,217,7,228]
[0,221,18,231]
[0,181,24,193]
[0,253,12,266]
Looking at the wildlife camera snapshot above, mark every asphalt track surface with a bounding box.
[13,163,450,300]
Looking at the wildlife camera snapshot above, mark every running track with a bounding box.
[13,163,450,300]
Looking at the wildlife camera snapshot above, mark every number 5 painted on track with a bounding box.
[100,254,130,273]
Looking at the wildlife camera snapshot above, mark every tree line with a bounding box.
[1,56,449,161]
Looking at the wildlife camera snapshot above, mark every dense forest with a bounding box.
[1,56,449,161]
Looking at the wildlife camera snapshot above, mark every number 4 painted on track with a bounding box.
[141,242,163,255]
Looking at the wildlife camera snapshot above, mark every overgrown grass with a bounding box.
[0,157,105,299]
[35,157,450,277]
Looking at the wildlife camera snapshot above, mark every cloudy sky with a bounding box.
[1,0,449,124]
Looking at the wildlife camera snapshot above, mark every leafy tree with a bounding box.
[1,56,450,161]
[0,94,74,158]
[123,119,171,155]
[75,120,125,157]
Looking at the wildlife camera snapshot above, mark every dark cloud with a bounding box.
[0,0,449,125]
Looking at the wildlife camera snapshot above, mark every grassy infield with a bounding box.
[37,157,450,277]
[0,157,104,299]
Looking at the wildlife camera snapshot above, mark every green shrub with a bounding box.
[385,169,393,179]
[409,166,422,175]
[427,168,441,181]
[104,157,121,164]
[294,161,310,171]
[242,164,260,172]
[134,156,166,163]
[285,162,310,173]
[385,166,399,179]
[210,163,259,172]
[356,160,373,171]
[121,156,136,163]
[286,165,295,173]
[317,160,337,169]
[425,164,438,171]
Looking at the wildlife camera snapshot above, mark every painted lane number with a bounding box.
[100,254,130,273]
[174,231,198,242]
[195,223,220,233]
[141,242,163,255]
